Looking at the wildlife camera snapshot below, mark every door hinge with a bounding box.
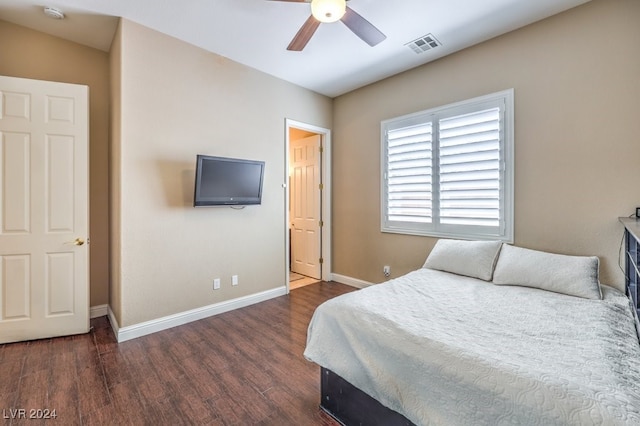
[319,220,324,227]
[319,183,324,190]
[319,146,324,153]
[319,258,324,264]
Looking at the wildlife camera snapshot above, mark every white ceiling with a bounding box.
[0,0,591,97]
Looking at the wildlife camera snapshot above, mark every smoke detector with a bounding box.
[43,6,65,20]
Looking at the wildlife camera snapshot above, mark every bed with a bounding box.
[304,240,640,425]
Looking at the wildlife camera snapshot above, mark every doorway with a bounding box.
[286,120,331,291]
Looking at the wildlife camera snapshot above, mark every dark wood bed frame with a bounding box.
[320,367,415,426]
[319,221,640,426]
[622,218,640,321]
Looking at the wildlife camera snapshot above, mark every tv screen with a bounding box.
[194,155,265,206]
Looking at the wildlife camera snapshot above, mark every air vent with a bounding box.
[406,34,441,54]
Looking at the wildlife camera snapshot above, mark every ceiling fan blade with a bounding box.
[341,6,386,47]
[287,15,321,51]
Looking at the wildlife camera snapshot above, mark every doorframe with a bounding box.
[285,119,332,292]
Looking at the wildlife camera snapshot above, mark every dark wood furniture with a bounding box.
[620,217,640,321]
[321,367,414,426]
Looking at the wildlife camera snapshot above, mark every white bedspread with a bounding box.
[304,268,640,425]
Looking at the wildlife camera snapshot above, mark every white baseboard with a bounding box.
[90,304,108,319]
[331,273,374,289]
[107,305,120,341]
[109,286,288,343]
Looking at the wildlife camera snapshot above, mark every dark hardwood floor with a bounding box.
[0,281,356,425]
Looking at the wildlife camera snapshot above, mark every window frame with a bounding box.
[380,89,514,242]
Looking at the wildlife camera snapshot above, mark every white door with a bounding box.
[0,75,89,344]
[290,135,322,279]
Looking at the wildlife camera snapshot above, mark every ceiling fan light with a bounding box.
[311,0,346,23]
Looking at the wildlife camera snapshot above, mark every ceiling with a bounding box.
[0,0,591,97]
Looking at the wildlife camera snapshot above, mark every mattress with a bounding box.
[304,268,640,425]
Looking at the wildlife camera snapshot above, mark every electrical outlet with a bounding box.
[383,265,391,277]
[213,278,220,290]
[232,275,238,286]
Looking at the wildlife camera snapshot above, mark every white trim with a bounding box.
[107,305,120,341]
[285,119,332,289]
[331,273,374,289]
[503,89,515,243]
[90,304,108,318]
[109,286,287,343]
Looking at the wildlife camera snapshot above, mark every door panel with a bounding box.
[3,132,30,233]
[290,135,321,279]
[2,254,30,319]
[47,252,75,315]
[47,134,75,232]
[0,75,89,344]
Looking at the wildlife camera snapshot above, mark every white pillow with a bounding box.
[423,239,503,281]
[492,244,602,300]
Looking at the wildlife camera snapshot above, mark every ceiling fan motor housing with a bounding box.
[311,0,346,23]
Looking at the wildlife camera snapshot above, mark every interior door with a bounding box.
[0,75,89,344]
[290,135,321,279]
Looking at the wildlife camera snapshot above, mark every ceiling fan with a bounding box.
[269,0,387,51]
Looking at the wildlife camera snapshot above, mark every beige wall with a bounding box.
[332,0,640,291]
[111,19,332,327]
[109,21,123,322]
[0,20,111,307]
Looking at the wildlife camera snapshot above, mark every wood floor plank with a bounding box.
[98,350,131,390]
[13,369,48,426]
[0,358,23,403]
[76,364,111,416]
[179,356,225,399]
[0,281,355,425]
[47,351,81,424]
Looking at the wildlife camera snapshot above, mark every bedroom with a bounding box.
[0,0,639,423]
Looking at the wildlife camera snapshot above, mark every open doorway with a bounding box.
[286,120,332,291]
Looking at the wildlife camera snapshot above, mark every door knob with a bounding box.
[73,238,85,246]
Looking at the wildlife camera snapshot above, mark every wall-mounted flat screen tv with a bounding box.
[194,155,265,206]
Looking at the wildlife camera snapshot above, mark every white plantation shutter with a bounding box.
[386,122,433,224]
[382,90,513,241]
[439,108,501,227]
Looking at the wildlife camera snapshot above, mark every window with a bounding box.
[381,89,514,242]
